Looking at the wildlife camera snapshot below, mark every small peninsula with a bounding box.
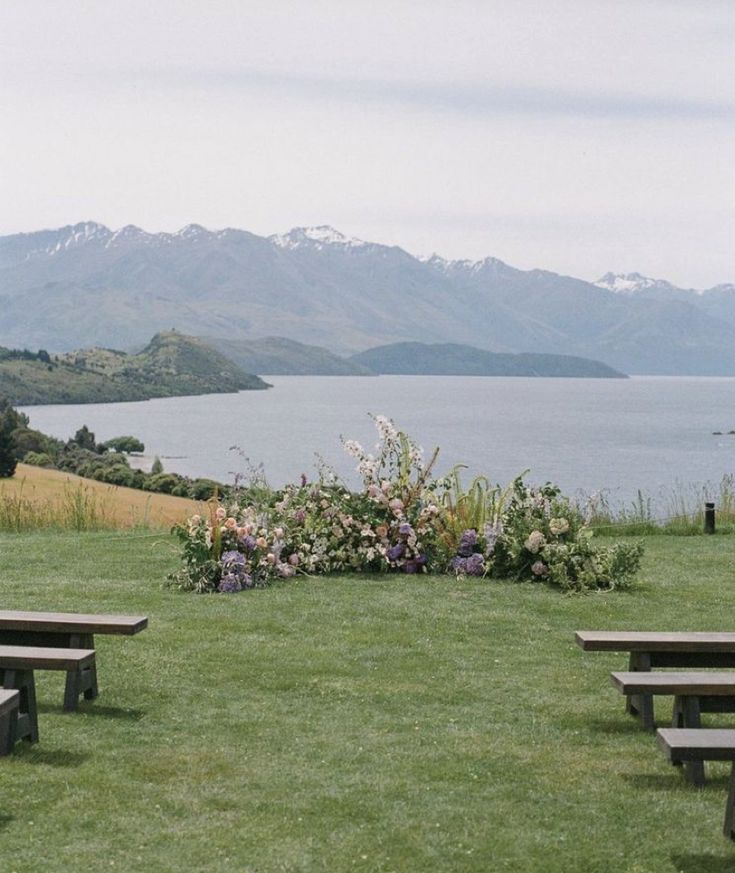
[0,331,270,405]
[349,342,628,378]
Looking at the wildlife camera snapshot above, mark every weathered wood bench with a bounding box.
[0,689,20,755]
[576,631,735,729]
[0,611,147,711]
[610,670,735,762]
[0,645,96,742]
[657,728,735,838]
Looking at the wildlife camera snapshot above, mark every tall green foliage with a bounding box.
[0,405,18,478]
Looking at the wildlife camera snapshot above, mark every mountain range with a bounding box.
[1,221,734,374]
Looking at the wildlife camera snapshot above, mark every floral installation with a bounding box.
[170,417,643,595]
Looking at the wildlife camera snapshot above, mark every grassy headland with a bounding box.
[0,532,734,871]
[0,331,269,405]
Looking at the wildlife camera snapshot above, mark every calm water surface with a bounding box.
[19,376,735,509]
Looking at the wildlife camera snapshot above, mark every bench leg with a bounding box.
[63,668,82,713]
[0,706,18,755]
[626,652,653,727]
[726,763,735,839]
[673,696,705,785]
[1,668,39,744]
[66,633,98,710]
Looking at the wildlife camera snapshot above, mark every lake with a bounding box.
[19,375,735,513]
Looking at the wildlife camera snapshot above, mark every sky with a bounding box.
[1,0,733,288]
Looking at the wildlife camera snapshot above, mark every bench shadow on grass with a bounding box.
[36,702,145,721]
[13,746,90,768]
[0,813,13,831]
[671,854,735,872]
[622,772,731,791]
[584,717,643,735]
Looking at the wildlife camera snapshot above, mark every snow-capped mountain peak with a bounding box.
[105,225,151,247]
[420,253,510,276]
[39,221,112,256]
[270,225,368,251]
[595,272,674,294]
[176,223,211,240]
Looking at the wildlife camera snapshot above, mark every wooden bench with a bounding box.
[0,611,147,711]
[576,631,735,729]
[0,689,20,755]
[611,671,735,748]
[657,729,735,838]
[0,645,96,742]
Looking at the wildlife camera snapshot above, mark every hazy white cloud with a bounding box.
[1,0,733,287]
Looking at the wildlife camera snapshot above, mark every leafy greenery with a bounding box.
[1,532,735,872]
[101,435,145,454]
[0,401,18,478]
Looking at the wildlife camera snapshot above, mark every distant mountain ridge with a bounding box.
[2,221,735,374]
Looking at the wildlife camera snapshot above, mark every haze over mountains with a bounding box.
[1,221,735,375]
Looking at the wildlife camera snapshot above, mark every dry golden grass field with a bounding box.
[0,463,204,530]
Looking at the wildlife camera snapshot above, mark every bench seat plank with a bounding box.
[0,688,19,755]
[611,672,735,696]
[0,645,95,672]
[0,688,19,718]
[657,728,735,762]
[0,611,147,636]
[657,729,735,839]
[577,631,735,652]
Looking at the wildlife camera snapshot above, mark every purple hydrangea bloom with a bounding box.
[386,543,405,562]
[398,522,414,537]
[221,550,246,568]
[403,554,427,574]
[451,553,485,576]
[465,553,485,576]
[218,574,243,593]
[240,535,257,552]
[461,529,478,546]
[457,529,481,557]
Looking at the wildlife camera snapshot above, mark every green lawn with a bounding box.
[1,532,734,873]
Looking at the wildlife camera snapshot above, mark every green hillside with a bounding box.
[350,341,627,378]
[208,335,374,375]
[0,332,270,405]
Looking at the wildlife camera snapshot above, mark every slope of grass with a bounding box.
[0,533,734,872]
[0,464,203,530]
